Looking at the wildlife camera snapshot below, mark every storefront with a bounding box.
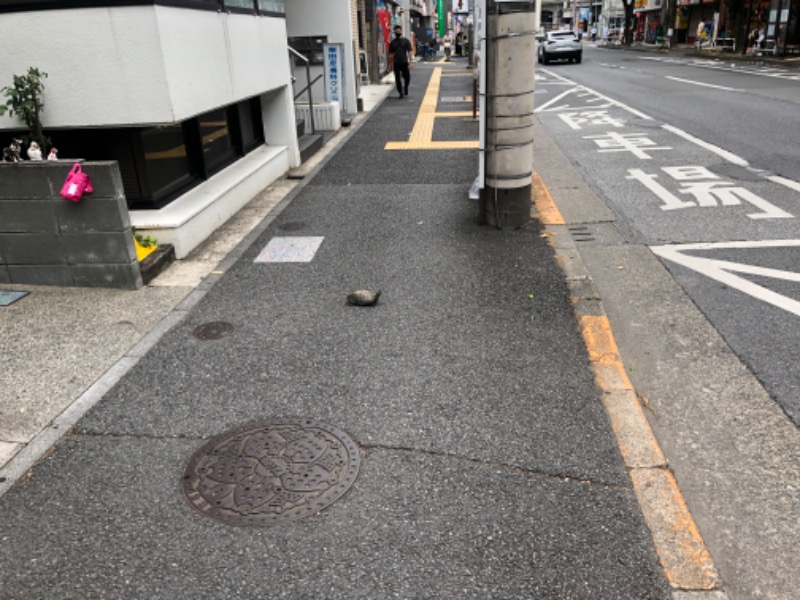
[633,0,664,42]
[411,0,434,48]
[765,0,800,51]
[679,0,720,44]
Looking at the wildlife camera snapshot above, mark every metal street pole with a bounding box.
[480,0,537,228]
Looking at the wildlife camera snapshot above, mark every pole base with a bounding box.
[480,184,532,229]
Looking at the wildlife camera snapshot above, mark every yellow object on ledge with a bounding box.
[134,236,157,262]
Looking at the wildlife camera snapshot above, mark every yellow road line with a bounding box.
[385,67,479,151]
[532,173,565,225]
[434,111,477,117]
[385,141,479,150]
[580,302,719,590]
[580,314,719,590]
[532,173,720,590]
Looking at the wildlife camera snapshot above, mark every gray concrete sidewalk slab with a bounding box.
[77,182,628,485]
[0,285,192,444]
[0,436,667,599]
[0,64,671,598]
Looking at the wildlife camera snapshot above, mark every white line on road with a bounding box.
[534,87,579,112]
[767,175,800,194]
[639,55,800,81]
[651,240,800,317]
[665,75,741,92]
[538,69,660,119]
[537,70,800,195]
[660,124,750,166]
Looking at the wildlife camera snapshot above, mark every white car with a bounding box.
[538,30,582,64]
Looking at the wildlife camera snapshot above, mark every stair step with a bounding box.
[140,243,175,285]
[298,133,324,163]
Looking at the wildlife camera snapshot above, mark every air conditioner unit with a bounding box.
[295,101,342,134]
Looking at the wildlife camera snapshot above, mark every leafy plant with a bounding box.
[1,67,50,152]
[135,233,158,248]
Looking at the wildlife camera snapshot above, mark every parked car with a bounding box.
[537,30,582,64]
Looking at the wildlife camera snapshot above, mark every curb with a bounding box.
[532,173,728,598]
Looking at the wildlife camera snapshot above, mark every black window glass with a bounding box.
[141,124,193,198]
[199,108,235,173]
[239,100,258,151]
[224,0,256,9]
[258,0,285,13]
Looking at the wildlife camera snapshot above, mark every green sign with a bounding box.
[438,0,445,37]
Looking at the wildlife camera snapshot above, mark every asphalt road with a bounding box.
[533,44,800,599]
[550,46,800,180]
[535,43,800,425]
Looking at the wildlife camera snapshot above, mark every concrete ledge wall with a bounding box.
[0,161,142,289]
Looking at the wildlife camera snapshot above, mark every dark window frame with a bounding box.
[20,96,267,210]
[238,96,265,154]
[196,106,238,177]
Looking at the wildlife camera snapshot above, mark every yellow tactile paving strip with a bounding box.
[385,67,479,151]
[533,176,721,592]
[434,111,475,118]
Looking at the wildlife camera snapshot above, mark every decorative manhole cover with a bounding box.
[182,418,361,527]
[192,321,235,340]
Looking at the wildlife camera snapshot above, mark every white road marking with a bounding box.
[537,70,800,195]
[767,175,800,194]
[255,237,325,263]
[538,69,652,119]
[639,55,800,81]
[665,75,741,92]
[651,240,800,317]
[660,124,750,166]
[534,87,579,112]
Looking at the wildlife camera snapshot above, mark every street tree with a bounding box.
[722,0,748,52]
[623,0,635,46]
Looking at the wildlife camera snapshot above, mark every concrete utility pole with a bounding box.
[480,0,537,228]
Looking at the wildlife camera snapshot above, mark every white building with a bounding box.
[0,1,311,258]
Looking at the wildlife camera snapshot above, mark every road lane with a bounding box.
[531,86,800,599]
[548,45,800,180]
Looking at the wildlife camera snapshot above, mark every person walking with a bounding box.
[388,25,413,98]
[443,30,453,61]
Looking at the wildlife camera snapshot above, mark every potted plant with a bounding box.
[1,67,50,160]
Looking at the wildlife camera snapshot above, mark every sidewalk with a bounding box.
[2,61,671,598]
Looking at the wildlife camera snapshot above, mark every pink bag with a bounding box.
[60,163,94,202]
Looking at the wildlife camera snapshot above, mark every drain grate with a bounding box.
[0,291,29,306]
[569,226,596,243]
[182,418,361,527]
[192,321,235,341]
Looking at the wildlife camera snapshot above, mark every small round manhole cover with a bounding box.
[182,418,361,527]
[278,221,309,231]
[192,321,235,341]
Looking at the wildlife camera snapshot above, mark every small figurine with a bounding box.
[27,141,43,161]
[47,147,58,161]
[2,138,23,162]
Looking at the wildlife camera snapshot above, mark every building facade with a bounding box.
[0,0,301,258]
